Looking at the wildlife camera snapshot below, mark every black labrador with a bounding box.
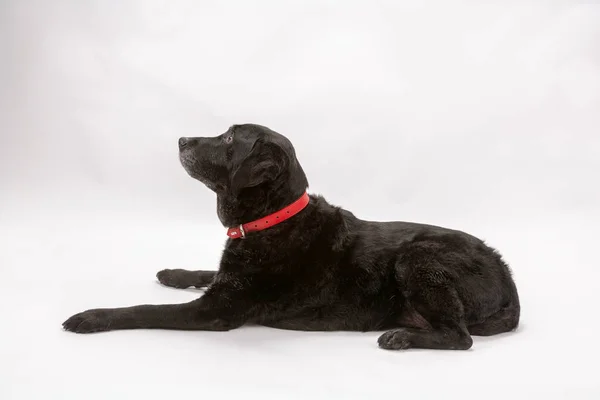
[63,124,520,350]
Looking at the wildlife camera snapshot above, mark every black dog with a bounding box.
[63,124,520,350]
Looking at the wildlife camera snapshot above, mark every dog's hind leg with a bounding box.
[378,284,473,350]
[468,304,520,336]
[156,269,216,289]
[468,274,520,336]
[379,238,476,351]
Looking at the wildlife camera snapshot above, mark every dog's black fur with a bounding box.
[63,124,520,350]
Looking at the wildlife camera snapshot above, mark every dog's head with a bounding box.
[179,124,307,196]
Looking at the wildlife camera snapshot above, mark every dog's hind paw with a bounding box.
[378,329,412,350]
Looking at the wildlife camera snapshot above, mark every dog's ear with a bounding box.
[230,141,287,194]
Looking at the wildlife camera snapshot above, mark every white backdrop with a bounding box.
[2,1,599,399]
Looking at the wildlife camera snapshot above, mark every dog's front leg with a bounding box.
[62,293,245,334]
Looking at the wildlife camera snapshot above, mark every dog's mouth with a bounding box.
[179,150,222,192]
[179,149,196,172]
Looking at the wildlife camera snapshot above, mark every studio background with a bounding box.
[1,1,599,399]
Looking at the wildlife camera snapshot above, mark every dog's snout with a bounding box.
[179,137,196,149]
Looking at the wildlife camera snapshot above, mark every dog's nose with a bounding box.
[179,137,190,149]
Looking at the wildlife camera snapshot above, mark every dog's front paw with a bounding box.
[156,269,191,288]
[62,309,115,333]
[378,329,412,350]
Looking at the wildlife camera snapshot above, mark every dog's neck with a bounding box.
[216,185,308,228]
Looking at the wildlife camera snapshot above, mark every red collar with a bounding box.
[227,192,310,239]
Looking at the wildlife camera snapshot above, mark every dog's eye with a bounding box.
[225,135,233,144]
